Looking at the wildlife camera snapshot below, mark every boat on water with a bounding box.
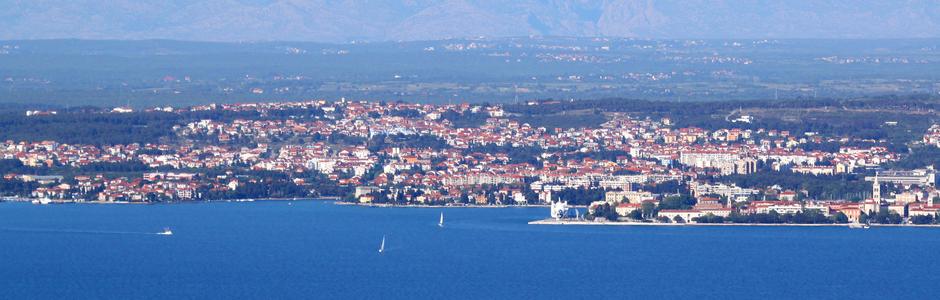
[378,235,386,253]
[438,212,444,228]
[849,222,870,229]
[157,228,174,235]
[31,198,53,205]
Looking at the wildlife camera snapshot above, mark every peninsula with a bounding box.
[3,97,940,226]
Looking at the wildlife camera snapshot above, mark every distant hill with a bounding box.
[1,0,939,42]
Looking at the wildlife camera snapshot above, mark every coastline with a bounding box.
[528,219,940,227]
[4,197,938,228]
[334,202,553,208]
[0,197,336,205]
[2,197,551,207]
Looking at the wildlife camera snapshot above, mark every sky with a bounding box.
[0,0,938,42]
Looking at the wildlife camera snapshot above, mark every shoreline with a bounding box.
[528,219,940,227]
[0,197,336,205]
[334,202,552,208]
[1,197,553,208]
[3,197,938,228]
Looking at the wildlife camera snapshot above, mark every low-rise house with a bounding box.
[615,203,641,217]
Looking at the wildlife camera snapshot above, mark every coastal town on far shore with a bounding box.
[4,97,940,226]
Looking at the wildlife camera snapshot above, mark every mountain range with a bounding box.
[1,0,939,42]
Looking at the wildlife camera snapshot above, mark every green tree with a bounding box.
[628,209,643,220]
[641,201,656,219]
[911,214,935,225]
[829,212,850,224]
[660,194,696,210]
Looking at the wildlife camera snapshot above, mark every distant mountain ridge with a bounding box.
[1,0,939,41]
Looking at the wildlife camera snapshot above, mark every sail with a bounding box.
[379,236,386,253]
[439,212,444,227]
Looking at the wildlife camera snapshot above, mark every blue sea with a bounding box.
[1,200,938,299]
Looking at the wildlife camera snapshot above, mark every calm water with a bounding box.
[1,201,938,299]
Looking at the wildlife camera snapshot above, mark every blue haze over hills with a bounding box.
[1,0,939,42]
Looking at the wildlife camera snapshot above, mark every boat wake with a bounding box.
[0,227,169,236]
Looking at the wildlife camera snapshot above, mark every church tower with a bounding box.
[872,176,881,202]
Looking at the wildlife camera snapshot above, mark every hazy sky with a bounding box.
[1,0,939,41]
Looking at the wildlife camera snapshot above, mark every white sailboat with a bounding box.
[378,235,386,253]
[438,212,445,228]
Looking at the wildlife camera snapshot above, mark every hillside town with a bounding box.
[3,99,940,225]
